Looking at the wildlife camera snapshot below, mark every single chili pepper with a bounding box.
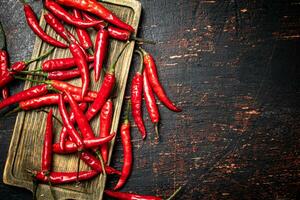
[40,56,94,72]
[21,2,67,48]
[140,48,182,112]
[85,42,130,121]
[2,88,9,99]
[53,133,116,154]
[69,42,89,98]
[32,170,98,184]
[131,50,147,139]
[114,100,132,190]
[0,84,49,110]
[0,50,9,99]
[94,28,109,82]
[73,9,93,53]
[58,94,84,150]
[143,71,160,139]
[0,48,54,88]
[99,99,113,163]
[56,0,135,32]
[44,0,102,29]
[41,109,53,173]
[59,102,87,151]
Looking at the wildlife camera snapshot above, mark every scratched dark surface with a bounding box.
[0,0,300,199]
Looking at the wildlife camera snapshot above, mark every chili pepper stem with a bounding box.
[131,36,156,45]
[32,177,38,200]
[18,70,47,78]
[2,107,22,117]
[165,186,182,200]
[13,75,49,84]
[24,47,55,65]
[124,100,131,124]
[134,50,144,74]
[36,109,63,126]
[107,41,130,74]
[95,151,107,176]
[154,122,160,140]
[87,48,94,56]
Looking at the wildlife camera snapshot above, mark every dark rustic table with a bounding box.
[1,0,299,199]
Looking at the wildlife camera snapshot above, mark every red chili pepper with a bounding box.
[41,109,53,173]
[2,88,9,99]
[34,170,98,184]
[56,0,135,32]
[69,42,90,98]
[53,133,116,154]
[59,102,87,151]
[44,0,101,29]
[131,50,147,139]
[104,190,162,200]
[0,84,49,110]
[40,56,93,72]
[0,50,9,99]
[73,9,93,53]
[58,94,84,150]
[94,28,109,82]
[143,71,160,138]
[22,3,67,48]
[114,101,132,190]
[99,99,113,163]
[140,48,182,112]
[85,42,130,121]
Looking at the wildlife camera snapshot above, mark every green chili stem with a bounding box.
[107,41,130,74]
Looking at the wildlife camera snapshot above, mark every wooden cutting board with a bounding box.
[3,0,141,199]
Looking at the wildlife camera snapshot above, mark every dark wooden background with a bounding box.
[1,0,300,199]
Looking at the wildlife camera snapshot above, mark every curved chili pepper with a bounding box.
[22,3,67,48]
[41,109,53,173]
[0,50,9,99]
[100,99,113,163]
[94,28,109,82]
[114,101,132,190]
[69,42,90,98]
[54,133,116,154]
[85,42,130,121]
[58,94,84,150]
[40,56,93,72]
[0,84,49,110]
[131,50,146,139]
[34,170,98,184]
[140,48,182,112]
[59,102,87,151]
[143,71,160,138]
[73,9,93,53]
[104,190,161,200]
[44,0,101,29]
[56,0,135,32]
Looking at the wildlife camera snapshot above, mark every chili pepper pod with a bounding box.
[140,48,182,112]
[2,88,9,99]
[0,50,9,99]
[113,100,132,190]
[94,28,109,82]
[131,50,147,139]
[99,99,114,163]
[41,109,53,173]
[56,0,135,32]
[21,2,67,48]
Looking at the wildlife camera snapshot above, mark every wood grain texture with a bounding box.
[1,0,300,199]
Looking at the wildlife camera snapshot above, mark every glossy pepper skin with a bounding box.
[44,0,101,29]
[56,0,135,32]
[0,50,9,99]
[105,190,162,200]
[34,170,98,184]
[94,29,109,82]
[23,3,67,48]
[0,84,49,110]
[2,88,9,99]
[141,48,182,112]
[41,109,53,173]
[69,42,90,98]
[99,99,114,163]
[0,61,26,88]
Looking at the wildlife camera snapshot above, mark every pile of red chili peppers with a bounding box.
[1,0,182,199]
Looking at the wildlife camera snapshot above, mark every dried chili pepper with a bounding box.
[143,71,160,139]
[0,84,49,110]
[94,28,109,82]
[140,48,181,112]
[44,0,101,29]
[131,50,146,139]
[114,101,132,190]
[58,94,84,150]
[21,2,67,48]
[99,99,113,163]
[85,42,130,121]
[56,0,135,32]
[69,42,90,98]
[73,9,93,53]
[41,109,53,173]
